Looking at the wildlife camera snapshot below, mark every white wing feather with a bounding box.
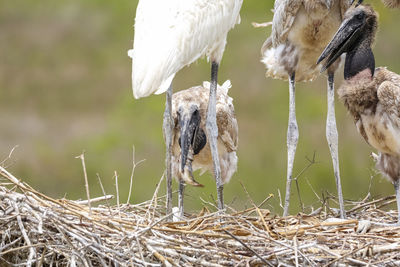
[131,0,242,99]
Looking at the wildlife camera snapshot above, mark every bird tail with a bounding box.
[261,45,288,80]
[129,48,176,99]
[202,80,232,95]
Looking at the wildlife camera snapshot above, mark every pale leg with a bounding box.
[283,73,299,217]
[163,84,173,217]
[395,180,400,225]
[326,73,346,219]
[206,61,224,210]
[178,180,185,218]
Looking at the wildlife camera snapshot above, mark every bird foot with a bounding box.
[180,158,204,187]
[356,220,372,234]
[356,220,400,233]
[185,179,204,187]
[180,170,204,187]
[172,207,184,222]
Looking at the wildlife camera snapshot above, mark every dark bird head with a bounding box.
[176,103,206,187]
[317,5,378,77]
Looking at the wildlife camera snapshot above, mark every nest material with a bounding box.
[1,166,400,266]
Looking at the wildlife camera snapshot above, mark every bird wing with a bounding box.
[382,0,400,8]
[269,0,303,47]
[216,93,238,153]
[377,70,400,122]
[131,0,242,99]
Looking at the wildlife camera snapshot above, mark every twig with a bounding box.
[293,152,317,212]
[293,236,299,267]
[114,170,121,220]
[75,195,114,205]
[1,145,19,167]
[75,152,92,217]
[223,230,273,267]
[13,202,36,266]
[251,21,272,28]
[127,145,146,204]
[96,173,112,215]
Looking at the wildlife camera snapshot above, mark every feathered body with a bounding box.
[169,81,238,185]
[382,0,400,8]
[318,4,400,225]
[354,0,400,8]
[262,0,350,81]
[339,68,400,182]
[130,0,242,99]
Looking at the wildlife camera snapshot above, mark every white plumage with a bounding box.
[130,0,243,215]
[130,0,242,99]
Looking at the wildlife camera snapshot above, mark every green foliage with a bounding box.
[1,0,399,214]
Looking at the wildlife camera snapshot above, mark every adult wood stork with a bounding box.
[129,0,242,215]
[352,0,400,8]
[262,0,351,218]
[167,80,238,217]
[318,5,400,226]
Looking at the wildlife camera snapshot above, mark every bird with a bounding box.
[261,0,351,218]
[317,4,400,226]
[352,0,400,8]
[167,80,238,217]
[129,0,243,214]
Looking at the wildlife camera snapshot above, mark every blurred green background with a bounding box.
[1,1,399,215]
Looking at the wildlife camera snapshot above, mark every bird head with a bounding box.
[178,104,200,171]
[317,5,378,72]
[176,103,205,187]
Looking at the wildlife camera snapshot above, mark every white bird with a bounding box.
[262,0,351,218]
[129,0,243,214]
[168,80,238,217]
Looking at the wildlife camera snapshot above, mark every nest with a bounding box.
[1,166,400,266]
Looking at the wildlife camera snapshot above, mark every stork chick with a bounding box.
[318,5,400,226]
[166,80,238,216]
[262,0,351,218]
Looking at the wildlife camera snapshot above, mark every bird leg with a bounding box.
[206,61,224,210]
[178,179,185,218]
[283,73,299,217]
[163,84,173,218]
[326,72,346,219]
[395,179,400,225]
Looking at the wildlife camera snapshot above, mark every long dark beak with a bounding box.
[317,14,363,72]
[350,0,363,7]
[179,110,200,173]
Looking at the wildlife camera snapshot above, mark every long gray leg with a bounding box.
[283,73,299,217]
[395,180,400,224]
[206,61,224,210]
[163,84,173,218]
[326,72,346,219]
[178,180,185,218]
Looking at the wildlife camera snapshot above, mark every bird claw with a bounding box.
[180,166,204,187]
[172,207,184,222]
[356,220,372,233]
[186,179,204,187]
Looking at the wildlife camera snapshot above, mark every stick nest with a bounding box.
[1,166,400,266]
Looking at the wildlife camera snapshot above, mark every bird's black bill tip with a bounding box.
[352,0,363,7]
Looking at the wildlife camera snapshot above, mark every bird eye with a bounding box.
[356,13,364,20]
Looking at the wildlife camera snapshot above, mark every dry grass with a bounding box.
[1,166,400,266]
